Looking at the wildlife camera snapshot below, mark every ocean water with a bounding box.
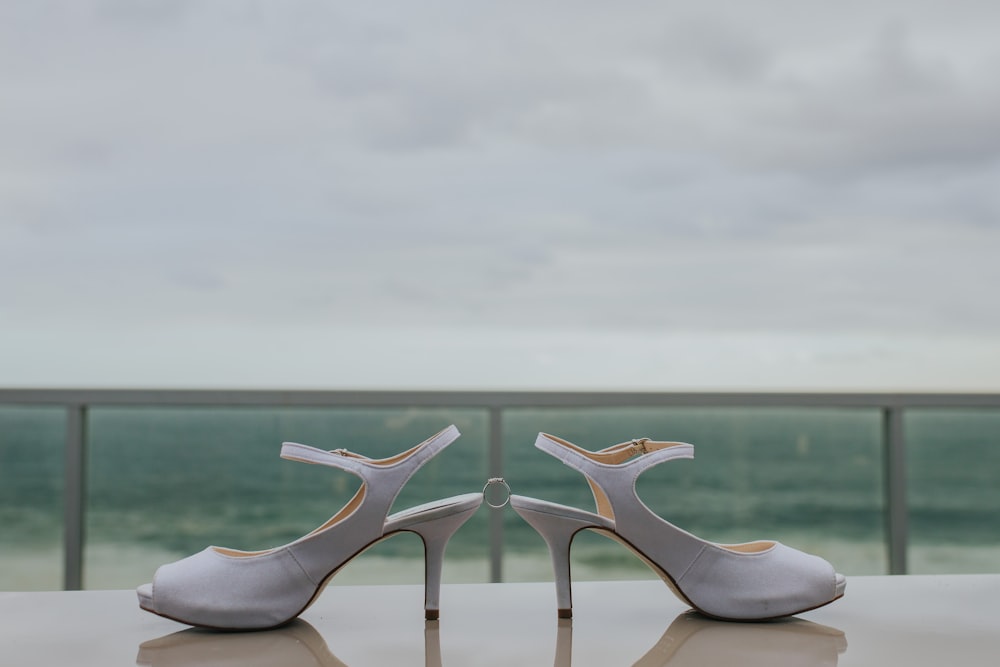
[1,403,999,591]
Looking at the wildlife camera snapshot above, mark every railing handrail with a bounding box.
[4,388,1000,408]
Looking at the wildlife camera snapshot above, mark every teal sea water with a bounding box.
[2,404,999,590]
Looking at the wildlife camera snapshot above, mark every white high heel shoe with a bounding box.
[510,433,846,621]
[137,425,481,630]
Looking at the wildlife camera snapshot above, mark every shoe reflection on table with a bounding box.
[550,611,846,667]
[626,611,847,667]
[137,610,844,667]
[138,618,444,667]
[137,619,348,667]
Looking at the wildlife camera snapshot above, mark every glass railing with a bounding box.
[0,405,65,591]
[1,390,998,591]
[906,409,1000,574]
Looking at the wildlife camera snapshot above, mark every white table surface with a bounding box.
[2,575,999,665]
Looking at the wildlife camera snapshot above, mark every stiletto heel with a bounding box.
[136,425,482,630]
[402,503,481,620]
[510,497,606,618]
[512,433,846,621]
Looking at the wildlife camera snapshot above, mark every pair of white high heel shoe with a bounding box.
[137,425,846,630]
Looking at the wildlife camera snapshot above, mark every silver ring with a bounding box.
[482,477,511,509]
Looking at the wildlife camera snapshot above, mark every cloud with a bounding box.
[2,1,1000,391]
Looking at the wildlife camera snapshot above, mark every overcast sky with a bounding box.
[2,1,999,390]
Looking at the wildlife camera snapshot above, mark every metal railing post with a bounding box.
[883,406,908,574]
[64,404,87,590]
[488,406,504,583]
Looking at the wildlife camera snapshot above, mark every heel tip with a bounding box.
[425,609,440,621]
[557,608,573,619]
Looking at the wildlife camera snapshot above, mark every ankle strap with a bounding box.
[535,432,694,523]
[280,424,460,484]
[535,432,693,476]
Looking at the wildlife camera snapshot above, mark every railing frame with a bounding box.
[3,389,999,589]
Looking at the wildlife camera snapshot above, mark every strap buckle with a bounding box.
[630,438,649,455]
